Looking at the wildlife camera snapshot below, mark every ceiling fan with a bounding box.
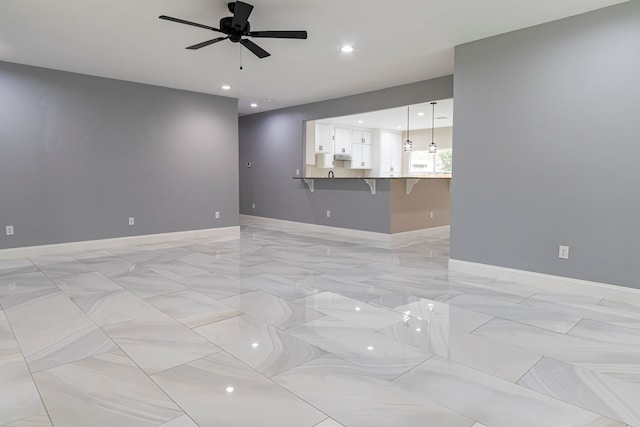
[159,1,308,59]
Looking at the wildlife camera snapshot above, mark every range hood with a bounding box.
[334,153,353,161]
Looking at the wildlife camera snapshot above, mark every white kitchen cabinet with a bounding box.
[349,130,372,169]
[316,153,334,169]
[334,127,352,156]
[315,122,332,153]
[374,130,402,176]
[352,130,372,145]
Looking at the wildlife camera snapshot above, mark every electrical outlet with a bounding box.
[295,169,300,176]
[326,210,331,218]
[559,245,569,259]
[429,211,434,219]
[252,203,256,209]
[128,217,135,226]
[215,211,220,219]
[5,225,14,236]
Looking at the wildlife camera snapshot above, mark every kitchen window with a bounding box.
[410,149,452,173]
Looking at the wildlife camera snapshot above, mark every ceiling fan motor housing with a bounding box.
[220,16,249,42]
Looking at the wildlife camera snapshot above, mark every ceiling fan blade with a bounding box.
[186,37,228,50]
[240,39,270,59]
[159,15,224,34]
[249,30,308,39]
[231,1,254,31]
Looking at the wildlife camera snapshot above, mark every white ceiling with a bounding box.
[318,99,454,131]
[0,0,627,115]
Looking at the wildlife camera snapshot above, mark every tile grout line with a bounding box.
[513,355,632,426]
[1,305,56,427]
[465,315,497,335]
[54,271,191,425]
[161,345,337,426]
[563,317,585,336]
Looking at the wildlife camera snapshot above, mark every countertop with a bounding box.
[293,174,452,179]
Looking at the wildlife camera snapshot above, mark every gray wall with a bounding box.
[451,2,640,288]
[239,76,453,233]
[0,61,239,249]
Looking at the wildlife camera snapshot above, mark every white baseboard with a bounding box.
[449,258,640,305]
[392,225,450,239]
[0,226,240,259]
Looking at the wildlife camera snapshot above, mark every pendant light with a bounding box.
[428,101,437,154]
[403,106,413,152]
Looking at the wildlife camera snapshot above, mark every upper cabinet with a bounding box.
[352,130,371,145]
[314,122,333,153]
[313,124,371,169]
[333,127,352,156]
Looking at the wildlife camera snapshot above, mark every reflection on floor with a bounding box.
[1,221,640,427]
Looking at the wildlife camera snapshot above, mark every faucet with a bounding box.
[328,170,334,178]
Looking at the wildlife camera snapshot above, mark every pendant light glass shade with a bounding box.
[404,140,413,152]
[404,106,412,152]
[428,102,437,154]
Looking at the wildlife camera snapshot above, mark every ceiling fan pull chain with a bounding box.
[240,44,243,70]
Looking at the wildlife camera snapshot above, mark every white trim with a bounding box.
[391,225,450,238]
[449,258,640,305]
[0,227,240,259]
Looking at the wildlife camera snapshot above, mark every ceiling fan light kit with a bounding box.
[159,1,308,60]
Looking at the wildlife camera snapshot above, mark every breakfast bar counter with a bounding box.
[293,176,451,233]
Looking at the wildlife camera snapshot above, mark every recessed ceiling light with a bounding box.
[367,346,374,351]
[417,112,425,116]
[397,126,403,129]
[250,103,258,108]
[251,342,259,348]
[357,120,363,124]
[226,386,234,393]
[341,45,354,53]
[222,85,231,90]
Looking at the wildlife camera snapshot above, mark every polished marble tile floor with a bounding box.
[2,222,640,426]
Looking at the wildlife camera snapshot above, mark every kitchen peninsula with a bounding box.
[293,175,451,233]
[294,112,451,234]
